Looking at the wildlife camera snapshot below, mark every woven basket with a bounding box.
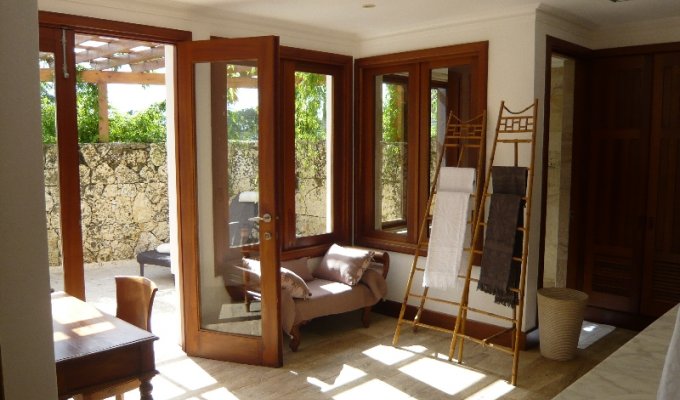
[537,287,588,361]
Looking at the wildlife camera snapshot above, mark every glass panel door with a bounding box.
[177,37,281,366]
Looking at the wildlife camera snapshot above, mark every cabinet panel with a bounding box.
[642,53,680,316]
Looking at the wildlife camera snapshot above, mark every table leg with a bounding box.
[139,378,153,400]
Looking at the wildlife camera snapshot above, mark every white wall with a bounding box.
[0,0,59,398]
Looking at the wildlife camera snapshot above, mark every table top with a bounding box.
[52,292,157,363]
[553,304,679,399]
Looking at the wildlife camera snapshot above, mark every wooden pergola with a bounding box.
[39,34,260,142]
[40,34,166,142]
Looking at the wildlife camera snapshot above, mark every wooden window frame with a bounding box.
[354,42,488,254]
[279,47,353,258]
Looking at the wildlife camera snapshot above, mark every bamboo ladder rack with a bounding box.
[392,111,486,345]
[449,99,538,386]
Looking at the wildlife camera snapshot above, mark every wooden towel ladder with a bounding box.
[392,111,486,345]
[450,99,538,386]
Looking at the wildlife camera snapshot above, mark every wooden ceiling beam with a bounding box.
[87,47,165,71]
[129,59,166,73]
[75,39,140,62]
[40,69,165,85]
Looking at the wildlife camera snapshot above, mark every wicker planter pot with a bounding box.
[537,287,589,361]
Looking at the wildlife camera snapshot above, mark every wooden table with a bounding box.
[52,292,158,400]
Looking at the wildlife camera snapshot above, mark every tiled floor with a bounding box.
[52,261,636,400]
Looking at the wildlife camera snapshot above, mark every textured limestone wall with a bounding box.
[43,143,169,265]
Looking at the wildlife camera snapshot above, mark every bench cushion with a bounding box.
[136,250,171,268]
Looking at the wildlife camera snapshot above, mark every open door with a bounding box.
[176,36,281,366]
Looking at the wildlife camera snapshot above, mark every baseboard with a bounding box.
[373,299,528,350]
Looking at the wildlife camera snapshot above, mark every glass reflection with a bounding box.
[205,61,262,336]
[375,73,408,235]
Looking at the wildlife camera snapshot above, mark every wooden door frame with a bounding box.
[176,36,282,366]
[38,12,191,300]
[564,40,680,328]
[539,36,591,293]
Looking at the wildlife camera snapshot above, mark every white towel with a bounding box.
[156,243,171,254]
[438,167,476,193]
[423,167,475,290]
[239,191,259,203]
[658,307,680,400]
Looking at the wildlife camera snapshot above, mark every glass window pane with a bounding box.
[214,61,262,336]
[294,71,333,238]
[227,62,260,248]
[430,80,448,190]
[375,73,408,235]
[40,51,64,291]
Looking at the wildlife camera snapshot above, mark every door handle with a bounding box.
[250,213,272,223]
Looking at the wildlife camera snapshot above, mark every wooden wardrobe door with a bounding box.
[642,52,680,316]
[582,55,652,313]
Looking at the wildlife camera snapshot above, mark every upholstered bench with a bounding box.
[136,250,171,276]
[241,244,389,351]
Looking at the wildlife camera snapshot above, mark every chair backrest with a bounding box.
[115,276,158,332]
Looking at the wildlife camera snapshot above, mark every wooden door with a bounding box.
[641,52,680,316]
[582,55,652,313]
[38,27,85,299]
[176,36,282,366]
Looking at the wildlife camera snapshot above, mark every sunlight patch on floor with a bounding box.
[197,387,240,399]
[307,364,367,392]
[465,380,514,400]
[362,344,417,365]
[160,358,218,390]
[332,379,411,400]
[399,357,485,395]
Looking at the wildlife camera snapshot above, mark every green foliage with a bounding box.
[382,82,405,142]
[227,107,258,141]
[294,72,328,190]
[41,82,57,144]
[76,79,100,143]
[295,72,327,141]
[430,88,439,138]
[39,68,167,144]
[110,101,167,143]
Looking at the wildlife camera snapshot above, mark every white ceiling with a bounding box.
[154,0,680,39]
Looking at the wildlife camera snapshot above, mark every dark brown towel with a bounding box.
[477,166,527,307]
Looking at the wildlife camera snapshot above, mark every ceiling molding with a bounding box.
[39,0,358,54]
[359,3,539,43]
[591,14,680,49]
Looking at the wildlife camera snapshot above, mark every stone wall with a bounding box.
[44,143,169,265]
[43,140,406,265]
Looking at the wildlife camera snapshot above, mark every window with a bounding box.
[280,49,352,253]
[377,74,410,235]
[355,42,488,253]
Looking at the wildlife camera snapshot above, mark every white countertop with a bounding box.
[553,304,679,400]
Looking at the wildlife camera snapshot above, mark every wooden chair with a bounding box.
[74,276,158,400]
